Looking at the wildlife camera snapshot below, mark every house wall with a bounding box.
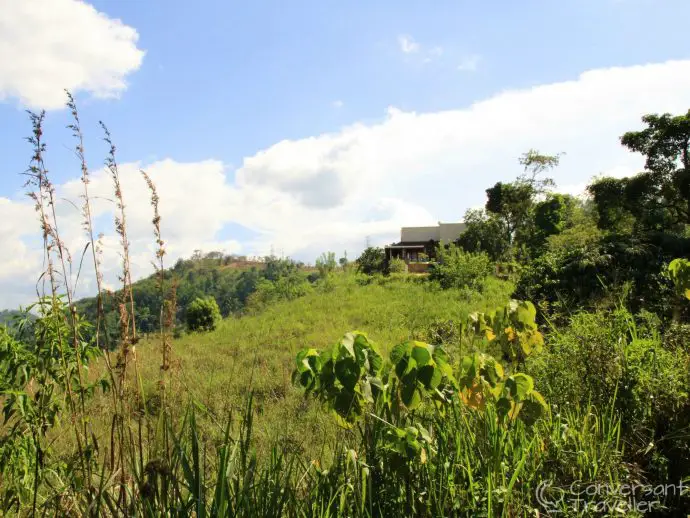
[439,223,467,243]
[401,226,440,242]
[407,262,430,274]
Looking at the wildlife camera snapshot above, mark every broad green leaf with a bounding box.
[334,358,360,391]
[400,375,422,409]
[390,342,412,364]
[514,301,537,329]
[507,373,534,400]
[368,348,383,375]
[339,333,356,359]
[418,365,442,390]
[333,389,361,420]
[482,357,504,386]
[410,343,432,366]
[519,392,548,426]
[496,397,512,418]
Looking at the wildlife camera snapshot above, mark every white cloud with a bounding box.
[0,0,144,109]
[3,59,690,307]
[457,54,481,72]
[332,100,344,109]
[398,35,420,54]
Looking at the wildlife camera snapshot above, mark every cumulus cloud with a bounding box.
[2,59,690,307]
[398,35,420,54]
[230,59,690,253]
[0,0,144,109]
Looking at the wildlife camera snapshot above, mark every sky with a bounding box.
[1,0,690,309]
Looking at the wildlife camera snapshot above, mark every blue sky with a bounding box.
[0,0,690,307]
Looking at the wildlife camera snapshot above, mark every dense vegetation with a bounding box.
[76,252,318,341]
[1,96,689,516]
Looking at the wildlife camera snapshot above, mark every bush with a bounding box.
[428,245,492,290]
[515,233,690,319]
[315,251,337,279]
[527,308,689,434]
[356,247,385,275]
[246,274,312,310]
[186,296,221,332]
[387,257,407,274]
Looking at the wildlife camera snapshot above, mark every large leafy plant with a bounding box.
[466,300,544,365]
[457,352,547,425]
[292,331,384,427]
[293,306,548,431]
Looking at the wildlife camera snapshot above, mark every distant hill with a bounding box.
[76,251,316,343]
[0,309,28,326]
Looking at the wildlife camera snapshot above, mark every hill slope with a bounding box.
[113,274,513,453]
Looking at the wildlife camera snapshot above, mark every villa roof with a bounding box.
[384,240,431,248]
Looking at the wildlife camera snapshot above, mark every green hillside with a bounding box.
[83,274,513,456]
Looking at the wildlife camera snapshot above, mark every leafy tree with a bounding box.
[263,256,300,282]
[186,296,221,332]
[485,181,534,245]
[589,110,690,233]
[485,149,562,250]
[515,233,690,319]
[457,209,510,261]
[339,251,348,267]
[528,193,577,252]
[518,149,561,193]
[533,194,574,236]
[545,199,601,252]
[356,247,385,275]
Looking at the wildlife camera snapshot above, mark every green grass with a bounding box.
[7,272,690,515]
[105,274,514,457]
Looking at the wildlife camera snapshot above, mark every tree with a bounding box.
[456,209,510,261]
[528,193,577,252]
[518,149,562,193]
[484,150,562,255]
[186,296,221,332]
[589,110,690,233]
[356,247,385,275]
[485,181,534,245]
[387,257,407,274]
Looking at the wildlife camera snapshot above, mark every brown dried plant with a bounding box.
[99,121,137,393]
[141,170,176,404]
[23,109,88,480]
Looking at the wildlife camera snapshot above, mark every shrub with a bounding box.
[429,245,492,290]
[526,308,689,435]
[316,251,337,278]
[387,257,407,274]
[246,274,312,310]
[515,234,690,319]
[356,247,385,275]
[186,296,221,332]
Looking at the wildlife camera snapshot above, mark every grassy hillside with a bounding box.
[75,252,316,339]
[88,274,513,456]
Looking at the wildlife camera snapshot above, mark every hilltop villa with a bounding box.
[384,222,467,265]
